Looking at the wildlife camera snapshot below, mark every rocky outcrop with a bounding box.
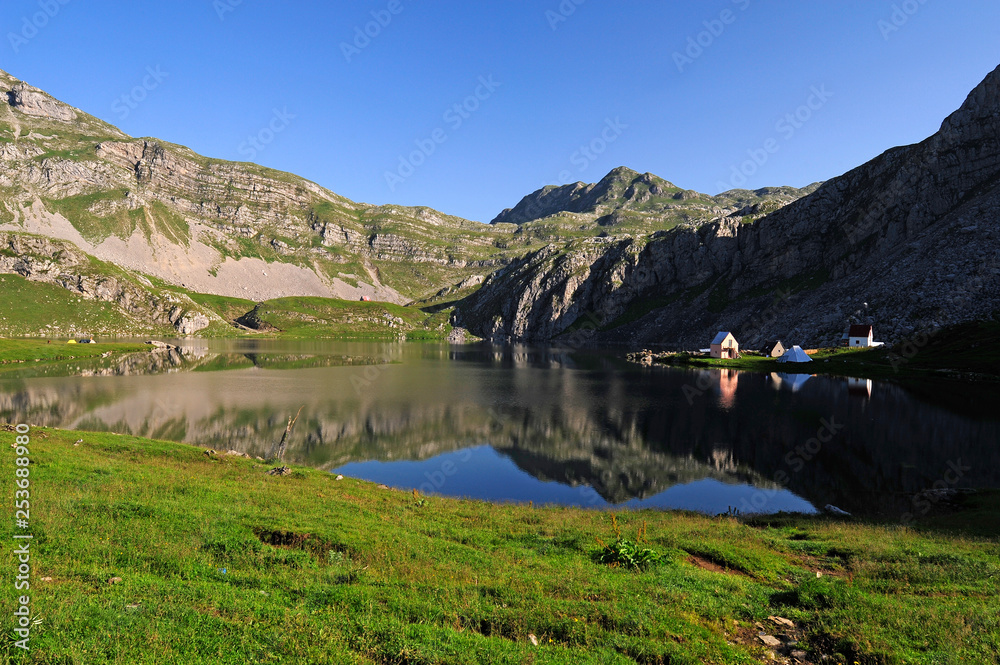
[0,67,819,308]
[6,82,77,122]
[0,232,214,334]
[173,312,210,335]
[234,304,278,332]
[458,64,1000,347]
[492,167,688,225]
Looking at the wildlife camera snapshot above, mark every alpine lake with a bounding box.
[2,339,998,520]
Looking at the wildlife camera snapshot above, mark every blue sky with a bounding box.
[2,0,999,222]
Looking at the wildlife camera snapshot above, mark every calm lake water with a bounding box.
[2,339,999,518]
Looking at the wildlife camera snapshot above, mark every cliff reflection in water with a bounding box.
[1,341,998,516]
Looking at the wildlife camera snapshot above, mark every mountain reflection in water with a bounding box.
[1,340,997,517]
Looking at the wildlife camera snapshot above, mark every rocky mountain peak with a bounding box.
[602,165,641,181]
[489,167,689,226]
[939,63,1000,138]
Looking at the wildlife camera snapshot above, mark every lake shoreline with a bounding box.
[623,320,1000,383]
[4,335,999,385]
[627,348,1000,383]
[0,338,150,369]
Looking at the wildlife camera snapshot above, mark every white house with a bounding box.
[761,340,786,358]
[848,325,884,348]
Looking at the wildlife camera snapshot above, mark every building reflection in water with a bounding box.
[717,369,739,409]
[847,377,873,399]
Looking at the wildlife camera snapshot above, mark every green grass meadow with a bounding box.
[1,427,997,664]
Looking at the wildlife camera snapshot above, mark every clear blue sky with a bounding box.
[2,0,999,222]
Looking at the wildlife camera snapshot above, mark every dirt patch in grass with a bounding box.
[254,527,348,562]
[686,554,748,577]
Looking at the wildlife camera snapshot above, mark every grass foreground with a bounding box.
[2,427,998,663]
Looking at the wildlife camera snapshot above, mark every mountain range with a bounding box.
[1,65,998,346]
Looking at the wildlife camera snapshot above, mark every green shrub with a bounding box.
[593,515,662,570]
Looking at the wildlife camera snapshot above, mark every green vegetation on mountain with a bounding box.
[0,275,172,338]
[3,63,998,352]
[2,427,997,664]
[233,296,452,339]
[0,67,817,338]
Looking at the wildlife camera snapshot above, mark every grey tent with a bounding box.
[777,345,812,363]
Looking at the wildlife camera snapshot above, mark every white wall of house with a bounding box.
[849,334,874,347]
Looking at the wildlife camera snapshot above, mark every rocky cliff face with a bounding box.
[0,232,215,334]
[457,64,1000,347]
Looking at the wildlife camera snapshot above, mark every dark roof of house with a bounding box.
[762,340,784,352]
[849,325,873,337]
[711,331,735,345]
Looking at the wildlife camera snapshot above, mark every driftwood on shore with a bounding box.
[268,406,304,462]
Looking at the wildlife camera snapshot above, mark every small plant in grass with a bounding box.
[593,514,662,570]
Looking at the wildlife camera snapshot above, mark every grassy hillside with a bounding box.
[0,275,172,338]
[1,427,997,664]
[237,296,452,339]
[0,269,453,340]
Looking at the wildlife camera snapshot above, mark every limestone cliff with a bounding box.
[456,64,1000,347]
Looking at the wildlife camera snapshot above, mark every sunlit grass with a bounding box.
[0,427,996,663]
